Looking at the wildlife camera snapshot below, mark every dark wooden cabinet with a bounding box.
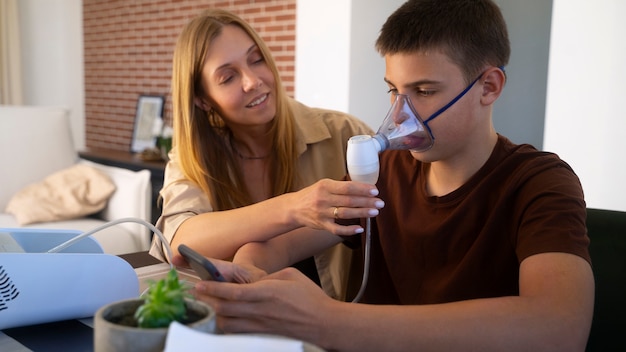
[78,149,166,224]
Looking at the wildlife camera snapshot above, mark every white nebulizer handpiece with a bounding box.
[346,135,382,303]
[346,135,382,185]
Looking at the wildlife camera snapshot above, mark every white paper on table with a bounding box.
[164,321,304,351]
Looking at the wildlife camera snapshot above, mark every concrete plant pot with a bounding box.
[94,298,215,352]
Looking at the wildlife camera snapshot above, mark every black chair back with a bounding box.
[585,208,626,351]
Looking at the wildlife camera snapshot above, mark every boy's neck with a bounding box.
[424,131,498,197]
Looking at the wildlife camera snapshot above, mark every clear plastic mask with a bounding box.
[373,93,434,152]
[373,69,489,153]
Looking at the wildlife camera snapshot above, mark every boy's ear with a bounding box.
[194,96,212,111]
[480,67,506,105]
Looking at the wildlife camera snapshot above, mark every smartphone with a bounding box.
[178,244,226,282]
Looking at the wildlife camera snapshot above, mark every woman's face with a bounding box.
[196,25,276,128]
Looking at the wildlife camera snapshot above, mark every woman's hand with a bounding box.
[287,178,384,236]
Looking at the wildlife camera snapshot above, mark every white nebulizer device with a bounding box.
[346,93,434,302]
[346,136,379,303]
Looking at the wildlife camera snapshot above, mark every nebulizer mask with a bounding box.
[347,67,487,178]
[347,93,435,186]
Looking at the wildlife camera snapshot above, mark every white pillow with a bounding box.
[78,159,152,247]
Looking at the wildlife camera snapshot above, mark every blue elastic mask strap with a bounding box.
[422,72,484,125]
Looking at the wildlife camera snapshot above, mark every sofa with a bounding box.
[0,105,152,254]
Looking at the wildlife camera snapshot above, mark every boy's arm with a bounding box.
[324,252,593,352]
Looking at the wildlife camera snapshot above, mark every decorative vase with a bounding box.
[94,298,215,352]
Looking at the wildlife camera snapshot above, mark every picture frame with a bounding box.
[131,95,165,153]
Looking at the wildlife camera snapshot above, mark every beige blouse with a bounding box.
[149,97,374,300]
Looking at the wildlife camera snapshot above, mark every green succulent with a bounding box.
[134,268,191,328]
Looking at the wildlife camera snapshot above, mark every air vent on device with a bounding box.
[0,266,20,312]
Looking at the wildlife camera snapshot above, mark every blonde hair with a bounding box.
[171,9,298,209]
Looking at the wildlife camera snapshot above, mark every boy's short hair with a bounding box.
[376,0,510,83]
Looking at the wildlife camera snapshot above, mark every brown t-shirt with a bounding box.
[361,135,590,305]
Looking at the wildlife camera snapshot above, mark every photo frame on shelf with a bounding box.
[131,95,165,153]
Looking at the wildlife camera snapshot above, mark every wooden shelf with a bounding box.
[78,148,165,173]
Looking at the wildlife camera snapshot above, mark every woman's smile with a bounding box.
[247,93,269,108]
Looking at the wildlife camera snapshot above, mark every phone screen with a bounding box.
[178,244,226,282]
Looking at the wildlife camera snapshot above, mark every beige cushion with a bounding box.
[5,164,116,225]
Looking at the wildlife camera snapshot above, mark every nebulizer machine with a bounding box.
[346,93,434,302]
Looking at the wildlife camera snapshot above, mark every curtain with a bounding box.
[0,0,22,105]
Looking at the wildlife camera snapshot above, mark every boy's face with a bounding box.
[383,51,488,162]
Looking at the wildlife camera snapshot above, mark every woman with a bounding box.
[149,9,377,300]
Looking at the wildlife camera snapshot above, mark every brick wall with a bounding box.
[83,0,296,151]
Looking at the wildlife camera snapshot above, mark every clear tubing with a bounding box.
[46,217,174,269]
[351,217,371,303]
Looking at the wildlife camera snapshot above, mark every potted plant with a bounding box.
[94,268,215,352]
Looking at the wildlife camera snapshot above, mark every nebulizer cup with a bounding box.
[346,94,430,302]
[347,93,432,181]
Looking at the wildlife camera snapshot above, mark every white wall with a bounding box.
[544,0,626,211]
[295,0,351,114]
[18,0,85,150]
[295,0,404,130]
[348,1,404,126]
[494,0,552,149]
